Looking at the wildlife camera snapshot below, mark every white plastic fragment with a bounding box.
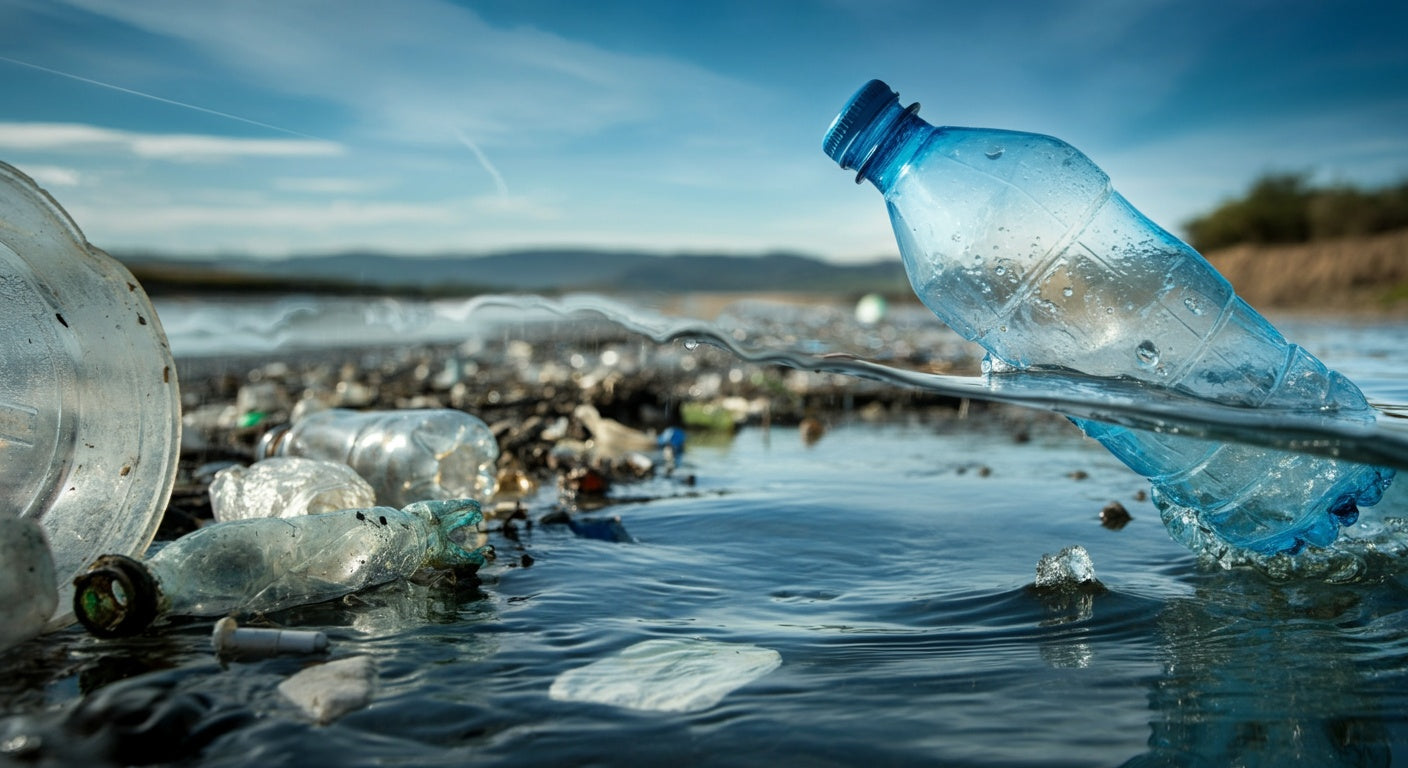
[1035,544,1097,589]
[212,617,329,658]
[278,655,376,725]
[549,637,782,713]
[0,514,58,650]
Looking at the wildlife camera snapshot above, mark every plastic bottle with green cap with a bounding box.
[822,79,1394,558]
[72,499,489,638]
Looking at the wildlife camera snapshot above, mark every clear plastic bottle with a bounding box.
[258,409,499,507]
[209,457,376,522]
[823,79,1395,556]
[1,162,180,628]
[72,499,488,637]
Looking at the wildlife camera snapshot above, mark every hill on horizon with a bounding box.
[117,248,910,297]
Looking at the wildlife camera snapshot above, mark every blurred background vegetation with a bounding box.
[1185,173,1408,251]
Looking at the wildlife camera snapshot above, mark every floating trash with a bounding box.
[549,637,781,713]
[72,499,489,637]
[209,457,375,522]
[1035,545,1098,590]
[278,655,376,725]
[212,616,329,659]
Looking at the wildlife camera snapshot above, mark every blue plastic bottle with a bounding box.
[823,79,1394,556]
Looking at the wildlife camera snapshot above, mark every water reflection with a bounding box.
[1125,573,1408,767]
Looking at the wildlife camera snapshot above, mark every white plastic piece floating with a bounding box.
[277,655,375,725]
[549,637,782,713]
[0,514,58,651]
[211,616,328,658]
[1034,544,1098,589]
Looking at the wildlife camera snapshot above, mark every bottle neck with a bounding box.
[823,81,933,193]
[72,554,163,637]
[405,499,490,570]
[845,104,930,192]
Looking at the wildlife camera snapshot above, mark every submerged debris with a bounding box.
[1100,501,1133,531]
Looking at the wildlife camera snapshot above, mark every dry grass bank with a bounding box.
[1205,228,1408,315]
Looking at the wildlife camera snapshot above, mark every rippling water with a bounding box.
[4,294,1407,767]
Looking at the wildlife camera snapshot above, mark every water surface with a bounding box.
[4,295,1407,767]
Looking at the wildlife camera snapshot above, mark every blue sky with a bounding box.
[1,0,1405,262]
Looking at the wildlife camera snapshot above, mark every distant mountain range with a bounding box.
[116,248,910,297]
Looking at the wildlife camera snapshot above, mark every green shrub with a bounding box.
[1184,173,1408,251]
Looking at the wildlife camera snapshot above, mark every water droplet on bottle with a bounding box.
[1183,296,1203,315]
[683,339,699,351]
[985,146,1005,159]
[1105,307,1115,315]
[1062,286,1074,298]
[999,325,1008,333]
[994,265,1006,276]
[1135,340,1160,368]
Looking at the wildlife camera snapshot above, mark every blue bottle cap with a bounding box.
[823,79,900,165]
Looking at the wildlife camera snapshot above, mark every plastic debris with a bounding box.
[278,655,375,725]
[72,499,489,637]
[0,161,180,628]
[212,617,329,658]
[209,457,376,522]
[1035,545,1098,590]
[0,514,58,651]
[549,638,781,713]
[822,79,1394,556]
[259,408,499,506]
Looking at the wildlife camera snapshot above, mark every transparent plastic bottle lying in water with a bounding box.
[823,79,1395,556]
[72,499,488,637]
[259,408,499,508]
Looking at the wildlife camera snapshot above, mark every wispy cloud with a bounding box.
[53,0,763,147]
[19,164,82,186]
[273,176,385,195]
[0,122,344,161]
[455,129,508,198]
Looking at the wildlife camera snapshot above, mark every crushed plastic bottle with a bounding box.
[0,161,180,627]
[209,457,376,522]
[258,408,499,507]
[0,513,58,651]
[71,499,489,637]
[823,79,1395,557]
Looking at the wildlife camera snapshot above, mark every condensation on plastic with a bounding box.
[0,161,180,627]
[209,457,376,522]
[823,81,1393,557]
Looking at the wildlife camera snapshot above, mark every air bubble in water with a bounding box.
[994,265,1006,276]
[985,146,1005,159]
[683,339,699,351]
[1135,340,1160,368]
[1183,296,1203,315]
[1062,286,1074,298]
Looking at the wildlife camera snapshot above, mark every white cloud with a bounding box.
[53,0,764,148]
[0,122,343,161]
[19,164,81,186]
[273,176,384,195]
